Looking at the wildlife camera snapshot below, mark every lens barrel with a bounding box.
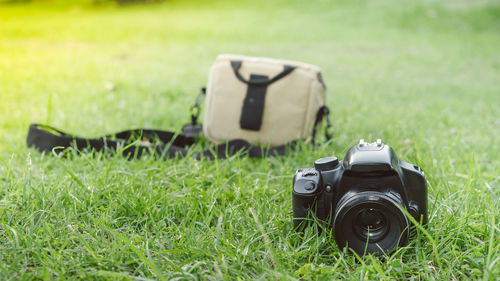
[333,191,409,256]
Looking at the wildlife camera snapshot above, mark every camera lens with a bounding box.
[333,191,409,256]
[356,208,385,231]
[353,208,389,242]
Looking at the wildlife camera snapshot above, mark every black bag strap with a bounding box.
[311,106,333,145]
[26,124,194,159]
[27,87,332,159]
[182,87,205,138]
[230,60,296,86]
[26,123,296,160]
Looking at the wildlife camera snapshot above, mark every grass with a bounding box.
[0,0,499,279]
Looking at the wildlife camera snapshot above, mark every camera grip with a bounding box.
[292,193,317,230]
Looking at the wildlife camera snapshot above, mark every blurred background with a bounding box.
[1,0,499,159]
[1,0,161,4]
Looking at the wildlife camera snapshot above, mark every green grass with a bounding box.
[1,0,499,279]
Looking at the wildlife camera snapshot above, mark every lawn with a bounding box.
[0,0,499,279]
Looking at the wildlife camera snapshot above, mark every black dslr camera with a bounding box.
[292,139,427,256]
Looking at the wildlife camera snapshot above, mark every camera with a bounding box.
[292,139,427,256]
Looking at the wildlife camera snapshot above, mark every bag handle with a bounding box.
[230,60,296,86]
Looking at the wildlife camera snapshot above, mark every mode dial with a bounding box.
[314,156,339,171]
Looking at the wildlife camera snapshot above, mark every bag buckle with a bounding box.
[182,123,203,138]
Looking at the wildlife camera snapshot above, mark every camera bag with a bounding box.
[27,54,332,159]
[201,54,329,146]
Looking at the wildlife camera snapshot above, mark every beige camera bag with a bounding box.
[203,54,328,146]
[27,54,331,160]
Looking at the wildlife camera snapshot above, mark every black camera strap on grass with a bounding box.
[26,123,296,160]
[27,87,332,160]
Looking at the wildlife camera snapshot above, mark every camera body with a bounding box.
[292,139,427,255]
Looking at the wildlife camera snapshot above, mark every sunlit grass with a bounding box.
[0,0,499,279]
